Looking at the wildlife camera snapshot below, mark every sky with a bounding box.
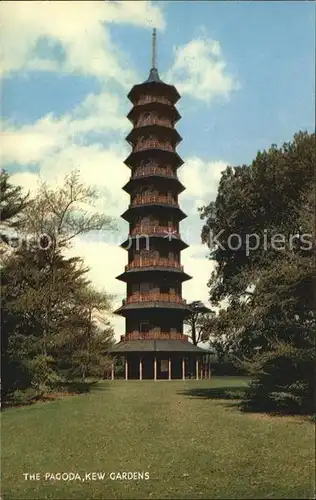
[1,0,315,340]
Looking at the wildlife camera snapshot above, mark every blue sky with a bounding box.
[1,1,314,337]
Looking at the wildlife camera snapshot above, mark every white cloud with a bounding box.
[180,157,228,205]
[40,143,130,217]
[67,239,126,299]
[9,171,42,195]
[182,244,215,305]
[1,115,68,165]
[0,1,165,84]
[5,142,130,218]
[166,36,240,103]
[1,90,129,166]
[71,92,127,134]
[1,90,131,217]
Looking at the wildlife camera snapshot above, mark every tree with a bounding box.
[22,170,115,358]
[0,169,29,256]
[199,131,315,414]
[239,253,315,413]
[185,301,213,345]
[24,170,115,250]
[199,131,315,304]
[69,287,115,381]
[0,170,29,230]
[71,325,114,382]
[1,242,90,397]
[1,171,30,400]
[1,171,116,404]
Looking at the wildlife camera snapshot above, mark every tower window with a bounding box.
[141,217,151,225]
[140,321,150,333]
[140,282,150,293]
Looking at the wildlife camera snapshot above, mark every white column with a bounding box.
[200,358,203,380]
[196,358,199,380]
[139,357,142,380]
[182,357,185,380]
[125,357,128,380]
[208,355,211,379]
[111,362,115,380]
[154,356,157,381]
[168,357,171,380]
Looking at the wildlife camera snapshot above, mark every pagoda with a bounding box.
[111,29,209,380]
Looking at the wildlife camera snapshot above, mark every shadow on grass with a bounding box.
[178,385,248,403]
[54,380,100,394]
[178,386,315,421]
[178,385,255,412]
[51,379,110,397]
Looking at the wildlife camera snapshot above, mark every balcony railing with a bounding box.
[136,117,173,128]
[130,225,180,237]
[131,195,178,207]
[125,258,183,271]
[133,166,176,179]
[122,293,186,305]
[134,140,174,153]
[121,332,188,341]
[136,96,172,106]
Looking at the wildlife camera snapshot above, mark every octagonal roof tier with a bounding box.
[128,68,181,105]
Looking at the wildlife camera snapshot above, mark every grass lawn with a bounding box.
[2,377,315,499]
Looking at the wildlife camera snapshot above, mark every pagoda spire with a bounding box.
[152,28,157,69]
[145,27,161,83]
